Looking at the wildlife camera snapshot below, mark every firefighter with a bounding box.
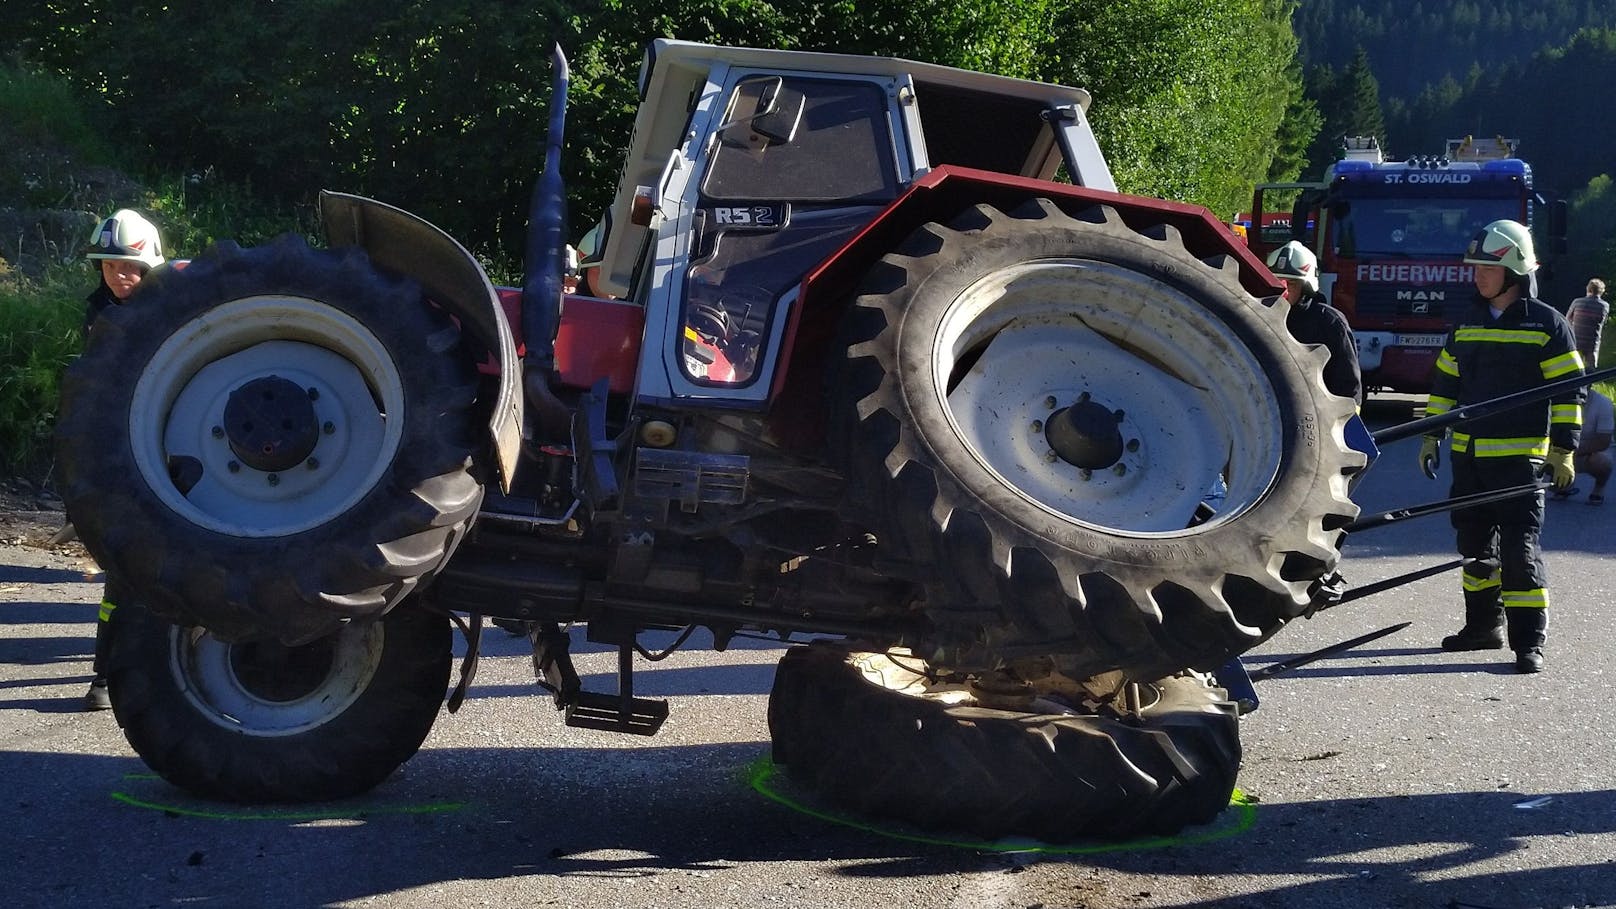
[79,209,166,710]
[1266,240,1362,404]
[1418,219,1582,674]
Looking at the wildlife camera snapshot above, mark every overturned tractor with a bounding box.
[61,41,1376,840]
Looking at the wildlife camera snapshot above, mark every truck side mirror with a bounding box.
[1547,199,1569,255]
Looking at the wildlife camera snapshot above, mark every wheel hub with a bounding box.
[228,637,337,702]
[223,375,320,472]
[1045,396,1124,469]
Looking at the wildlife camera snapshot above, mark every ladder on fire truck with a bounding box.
[1445,134,1519,163]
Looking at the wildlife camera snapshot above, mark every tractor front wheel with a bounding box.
[108,601,451,802]
[55,236,483,644]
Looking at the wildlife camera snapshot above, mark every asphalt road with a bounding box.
[3,397,1614,909]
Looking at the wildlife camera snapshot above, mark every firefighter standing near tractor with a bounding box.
[1266,240,1362,404]
[78,209,166,710]
[1418,219,1583,674]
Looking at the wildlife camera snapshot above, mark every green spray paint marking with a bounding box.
[111,776,465,821]
[745,757,1256,854]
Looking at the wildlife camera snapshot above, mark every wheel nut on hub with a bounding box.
[1043,398,1125,470]
[223,375,322,473]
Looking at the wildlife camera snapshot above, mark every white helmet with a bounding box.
[84,209,165,270]
[1266,240,1319,292]
[1463,219,1537,275]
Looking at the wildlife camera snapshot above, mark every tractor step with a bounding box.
[532,620,669,736]
[564,690,669,735]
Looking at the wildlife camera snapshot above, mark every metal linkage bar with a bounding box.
[1328,558,1470,608]
[1249,622,1411,682]
[1344,482,1549,534]
[1373,364,1616,446]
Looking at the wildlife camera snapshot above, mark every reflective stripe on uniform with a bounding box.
[98,599,117,622]
[1540,350,1584,379]
[1462,570,1501,592]
[1454,327,1550,345]
[1451,433,1549,457]
[1435,351,1460,377]
[1427,394,1457,415]
[1502,588,1549,609]
[1551,403,1582,425]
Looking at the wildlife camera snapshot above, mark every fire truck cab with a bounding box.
[1246,135,1567,395]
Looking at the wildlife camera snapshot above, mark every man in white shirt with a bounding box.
[1558,387,1613,504]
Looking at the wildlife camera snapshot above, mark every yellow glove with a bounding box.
[1419,436,1441,480]
[1546,447,1576,491]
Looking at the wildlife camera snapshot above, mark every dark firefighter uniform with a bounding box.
[1426,294,1583,655]
[1289,290,1363,404]
[82,282,127,686]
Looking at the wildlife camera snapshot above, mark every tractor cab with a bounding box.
[590,40,1117,407]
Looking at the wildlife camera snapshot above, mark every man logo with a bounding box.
[1397,289,1443,315]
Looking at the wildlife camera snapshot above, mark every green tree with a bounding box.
[1554,173,1616,317]
[14,0,1307,261]
[1304,47,1386,173]
[1269,58,1323,182]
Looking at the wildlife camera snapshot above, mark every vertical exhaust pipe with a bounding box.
[521,44,574,439]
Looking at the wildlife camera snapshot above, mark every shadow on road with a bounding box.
[3,744,1611,908]
[0,564,93,586]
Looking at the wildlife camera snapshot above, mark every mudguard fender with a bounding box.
[320,191,521,492]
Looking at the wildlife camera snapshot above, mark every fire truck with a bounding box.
[1244,136,1566,395]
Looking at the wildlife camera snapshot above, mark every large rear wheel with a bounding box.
[829,199,1363,677]
[768,642,1239,840]
[55,236,483,643]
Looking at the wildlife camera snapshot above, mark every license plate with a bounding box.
[1396,333,1446,347]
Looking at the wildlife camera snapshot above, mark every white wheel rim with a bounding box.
[934,260,1284,536]
[129,296,406,537]
[171,622,383,736]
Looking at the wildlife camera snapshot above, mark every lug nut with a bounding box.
[267,473,280,486]
[307,387,320,400]
[227,460,240,473]
[211,425,224,439]
[1113,409,1126,421]
[1045,449,1059,462]
[306,457,319,470]
[1031,420,1043,433]
[323,421,336,435]
[1126,438,1140,452]
[1080,468,1092,481]
[1113,463,1127,476]
[1044,396,1058,409]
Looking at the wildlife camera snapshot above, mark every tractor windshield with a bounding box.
[683,75,901,385]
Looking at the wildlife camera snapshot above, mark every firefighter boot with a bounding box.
[1508,607,1547,674]
[1440,596,1505,651]
[82,607,115,711]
